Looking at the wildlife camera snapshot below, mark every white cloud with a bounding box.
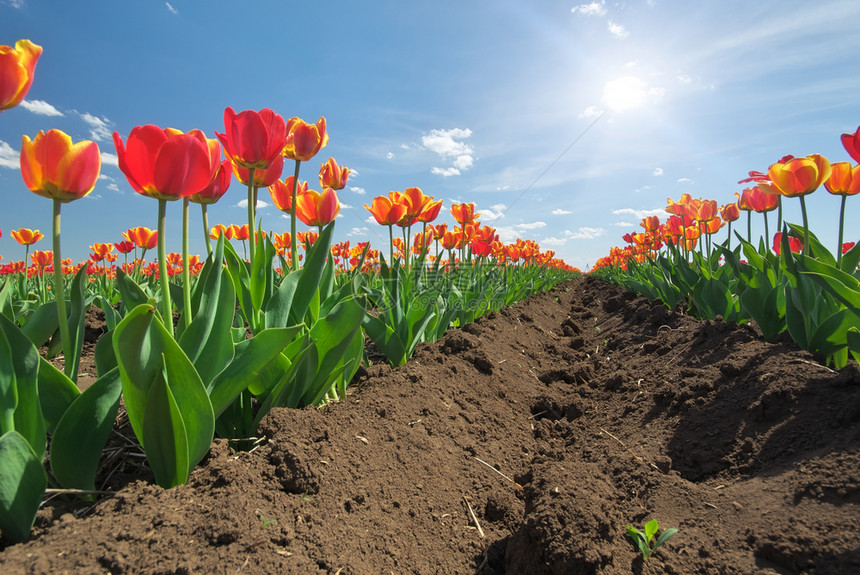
[542,236,568,246]
[552,208,572,215]
[236,199,270,209]
[612,207,665,219]
[516,221,547,230]
[677,177,693,183]
[578,105,602,119]
[348,227,369,237]
[0,140,19,169]
[165,2,178,14]
[566,227,605,239]
[340,202,353,210]
[423,128,475,176]
[84,193,102,200]
[676,73,693,84]
[4,0,24,7]
[571,1,606,16]
[607,21,629,39]
[20,99,63,116]
[105,183,120,193]
[349,186,366,195]
[101,152,119,167]
[652,167,663,176]
[78,112,112,141]
[478,206,505,222]
[431,166,461,177]
[615,221,635,227]
[386,152,394,159]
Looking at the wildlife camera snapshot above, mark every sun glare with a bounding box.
[602,75,657,112]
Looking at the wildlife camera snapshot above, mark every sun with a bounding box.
[602,75,661,113]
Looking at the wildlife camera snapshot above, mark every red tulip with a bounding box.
[0,39,42,112]
[113,125,220,200]
[773,232,802,256]
[189,159,232,205]
[841,126,860,164]
[720,202,740,222]
[20,129,101,202]
[231,155,284,187]
[217,107,286,170]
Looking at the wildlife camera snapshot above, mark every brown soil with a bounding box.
[2,276,859,574]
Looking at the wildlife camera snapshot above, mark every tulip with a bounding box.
[189,159,233,255]
[773,232,802,256]
[269,175,307,214]
[841,126,860,164]
[0,39,42,112]
[295,188,341,231]
[114,125,221,334]
[279,116,329,269]
[640,216,660,232]
[124,226,158,250]
[11,227,43,246]
[20,129,102,380]
[824,161,860,265]
[217,107,287,269]
[21,129,101,203]
[365,195,410,264]
[319,157,349,190]
[232,155,284,187]
[451,202,480,225]
[283,117,328,162]
[768,154,831,251]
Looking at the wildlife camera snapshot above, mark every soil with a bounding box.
[1,276,859,574]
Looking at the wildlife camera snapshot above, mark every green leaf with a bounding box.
[94,328,117,377]
[37,356,80,434]
[644,519,659,542]
[116,268,151,313]
[20,300,58,348]
[0,279,13,322]
[264,268,300,329]
[289,222,335,325]
[142,361,189,489]
[799,257,860,311]
[65,265,90,382]
[0,313,45,460]
[847,327,860,364]
[249,231,275,315]
[113,304,214,479]
[654,527,678,549]
[178,239,236,386]
[207,326,302,417]
[49,368,122,490]
[0,430,47,542]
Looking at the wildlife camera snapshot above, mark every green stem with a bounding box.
[746,212,752,245]
[837,194,846,267]
[202,203,212,256]
[290,159,301,271]
[157,199,173,337]
[182,197,192,330]
[763,212,770,254]
[52,199,73,379]
[799,195,810,254]
[388,224,394,268]
[247,168,257,267]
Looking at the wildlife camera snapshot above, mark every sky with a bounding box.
[2,0,859,270]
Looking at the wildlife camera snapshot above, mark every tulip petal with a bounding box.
[153,135,212,199]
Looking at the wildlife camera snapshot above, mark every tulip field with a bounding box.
[2,38,859,575]
[0,38,575,544]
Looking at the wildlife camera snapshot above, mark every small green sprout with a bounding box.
[626,519,677,560]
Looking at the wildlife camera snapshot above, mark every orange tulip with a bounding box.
[430,222,447,240]
[403,187,430,220]
[283,117,328,162]
[451,202,480,225]
[90,242,114,257]
[665,193,692,218]
[268,176,308,214]
[699,217,724,235]
[736,187,778,213]
[113,125,220,200]
[824,162,860,196]
[441,231,460,250]
[124,226,158,250]
[11,228,43,246]
[767,154,831,198]
[0,39,42,112]
[209,224,228,240]
[272,232,292,254]
[20,129,101,202]
[640,215,660,232]
[417,198,443,223]
[720,202,740,223]
[689,199,718,222]
[319,157,349,190]
[365,196,408,226]
[217,107,287,170]
[295,188,340,227]
[30,250,53,268]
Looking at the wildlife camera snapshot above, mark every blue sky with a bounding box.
[2,0,859,270]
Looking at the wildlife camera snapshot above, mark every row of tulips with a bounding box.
[0,38,576,543]
[592,126,860,370]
